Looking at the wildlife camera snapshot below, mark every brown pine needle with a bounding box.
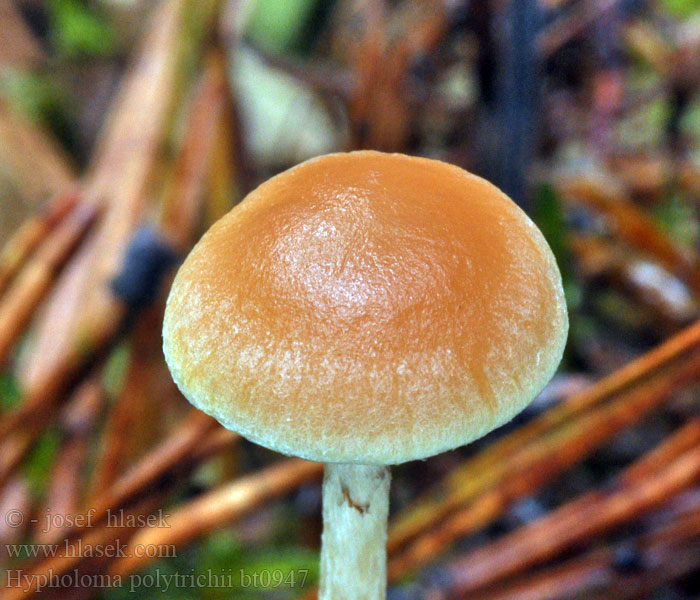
[0,201,100,369]
[161,48,238,245]
[0,372,104,493]
[466,548,616,600]
[85,410,220,529]
[387,350,700,580]
[446,419,700,595]
[0,477,31,553]
[466,502,700,600]
[90,308,167,498]
[34,378,105,544]
[0,305,119,443]
[194,426,240,461]
[33,410,224,550]
[0,431,36,491]
[108,458,323,577]
[0,189,80,296]
[3,496,165,598]
[203,48,248,220]
[389,317,700,553]
[6,458,313,595]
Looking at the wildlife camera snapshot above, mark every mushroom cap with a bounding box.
[163,151,568,465]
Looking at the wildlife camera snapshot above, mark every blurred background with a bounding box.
[1,0,700,598]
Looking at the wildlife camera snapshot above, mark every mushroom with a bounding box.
[162,151,568,599]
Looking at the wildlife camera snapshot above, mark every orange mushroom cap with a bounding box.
[163,151,568,464]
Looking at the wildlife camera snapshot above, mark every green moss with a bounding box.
[24,428,61,499]
[102,529,318,599]
[0,372,21,411]
[246,0,320,53]
[658,0,700,18]
[48,0,116,58]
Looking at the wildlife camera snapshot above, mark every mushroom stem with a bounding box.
[320,462,391,600]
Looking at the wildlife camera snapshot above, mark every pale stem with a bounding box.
[319,462,391,600]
